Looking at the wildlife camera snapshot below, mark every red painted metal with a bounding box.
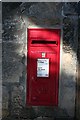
[27,28,60,106]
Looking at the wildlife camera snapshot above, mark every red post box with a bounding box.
[27,28,60,106]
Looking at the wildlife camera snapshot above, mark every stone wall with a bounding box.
[0,1,2,120]
[76,15,80,120]
[60,15,78,116]
[2,2,78,120]
[2,3,26,117]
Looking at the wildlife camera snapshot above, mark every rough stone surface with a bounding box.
[63,3,78,15]
[2,86,9,117]
[0,2,2,119]
[2,42,24,82]
[21,3,62,28]
[2,86,9,110]
[34,117,54,120]
[76,17,80,120]
[2,2,78,120]
[58,6,78,116]
[59,13,78,117]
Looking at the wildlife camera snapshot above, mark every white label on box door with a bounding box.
[37,59,49,77]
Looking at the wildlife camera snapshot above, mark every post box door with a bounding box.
[27,28,60,106]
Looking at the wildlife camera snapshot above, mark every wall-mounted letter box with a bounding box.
[27,28,60,106]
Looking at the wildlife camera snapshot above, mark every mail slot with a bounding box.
[27,28,60,106]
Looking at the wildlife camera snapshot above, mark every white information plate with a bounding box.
[37,59,49,77]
